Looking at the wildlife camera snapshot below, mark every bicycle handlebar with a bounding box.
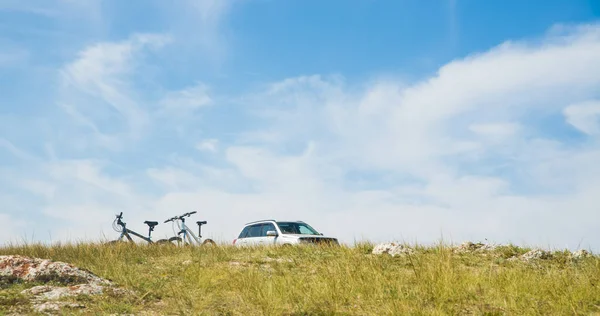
[164,211,198,223]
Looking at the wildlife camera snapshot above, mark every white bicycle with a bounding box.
[164,211,216,246]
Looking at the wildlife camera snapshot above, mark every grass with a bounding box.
[0,242,599,315]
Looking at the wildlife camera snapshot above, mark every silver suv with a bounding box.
[233,220,339,246]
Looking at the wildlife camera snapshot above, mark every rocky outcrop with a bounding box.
[520,249,553,261]
[0,255,110,285]
[453,242,497,253]
[571,249,591,260]
[371,241,595,263]
[1,255,129,314]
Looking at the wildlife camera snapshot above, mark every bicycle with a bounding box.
[164,211,216,246]
[109,212,174,245]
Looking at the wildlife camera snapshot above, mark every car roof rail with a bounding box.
[244,219,277,225]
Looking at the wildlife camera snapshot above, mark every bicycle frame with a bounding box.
[164,211,215,246]
[114,226,153,243]
[110,212,170,244]
[175,219,202,245]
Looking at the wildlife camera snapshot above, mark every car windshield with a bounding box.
[276,222,320,235]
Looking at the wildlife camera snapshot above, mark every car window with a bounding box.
[261,223,276,236]
[299,226,313,234]
[247,224,263,238]
[277,222,299,234]
[276,222,319,235]
[238,226,250,238]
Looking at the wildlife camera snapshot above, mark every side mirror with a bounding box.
[319,233,323,236]
[266,230,278,237]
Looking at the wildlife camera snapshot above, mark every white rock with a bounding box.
[22,284,105,300]
[453,242,498,253]
[521,249,552,261]
[372,243,414,257]
[32,301,85,313]
[33,302,61,312]
[571,249,592,260]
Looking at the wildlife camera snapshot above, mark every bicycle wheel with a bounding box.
[155,239,178,246]
[202,238,216,246]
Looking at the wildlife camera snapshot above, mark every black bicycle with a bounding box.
[109,212,174,245]
[164,211,216,246]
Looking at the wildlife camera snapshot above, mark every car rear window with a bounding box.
[238,226,250,238]
[247,224,263,237]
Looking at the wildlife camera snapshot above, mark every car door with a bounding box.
[244,224,264,246]
[235,226,251,246]
[259,222,278,245]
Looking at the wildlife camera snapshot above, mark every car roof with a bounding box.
[244,219,276,225]
[244,220,306,226]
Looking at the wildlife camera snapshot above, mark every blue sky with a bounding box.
[1,0,600,250]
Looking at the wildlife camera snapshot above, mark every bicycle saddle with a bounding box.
[197,221,207,226]
[144,221,159,228]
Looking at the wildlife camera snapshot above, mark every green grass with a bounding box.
[1,242,599,315]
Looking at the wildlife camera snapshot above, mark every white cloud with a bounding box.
[0,213,19,243]
[59,34,170,150]
[187,0,232,27]
[196,139,219,152]
[0,0,63,17]
[155,0,234,65]
[147,167,203,191]
[468,123,521,145]
[18,179,56,199]
[160,83,212,112]
[0,138,37,161]
[0,0,103,26]
[564,100,600,135]
[469,122,519,137]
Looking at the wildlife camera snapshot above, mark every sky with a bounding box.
[1,0,600,250]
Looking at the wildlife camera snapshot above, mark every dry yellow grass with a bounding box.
[1,242,599,315]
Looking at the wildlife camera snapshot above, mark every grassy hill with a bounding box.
[1,242,599,315]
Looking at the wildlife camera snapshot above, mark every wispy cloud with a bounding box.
[0,139,37,162]
[154,0,234,66]
[196,139,219,152]
[0,0,62,17]
[0,0,103,25]
[160,83,212,112]
[58,34,170,150]
[469,123,521,140]
[564,100,600,136]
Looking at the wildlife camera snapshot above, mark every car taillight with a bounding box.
[233,239,237,244]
